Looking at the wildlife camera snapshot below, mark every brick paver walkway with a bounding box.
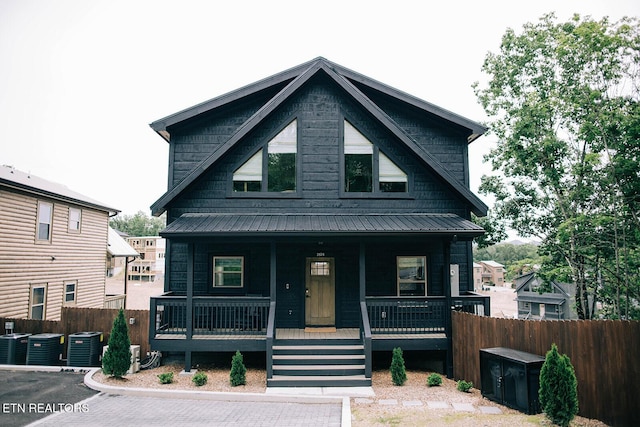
[29,393,342,427]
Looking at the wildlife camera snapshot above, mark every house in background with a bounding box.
[0,165,118,320]
[107,227,139,278]
[475,260,506,288]
[148,57,490,385]
[125,236,165,282]
[106,227,139,309]
[472,262,483,291]
[514,272,577,320]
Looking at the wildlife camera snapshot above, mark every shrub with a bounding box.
[457,380,473,392]
[157,372,174,384]
[539,343,578,427]
[102,308,132,378]
[192,372,208,387]
[427,373,442,387]
[230,350,247,386]
[390,347,407,386]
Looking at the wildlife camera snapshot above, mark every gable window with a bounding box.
[30,284,47,319]
[344,121,407,193]
[397,256,427,296]
[344,121,373,192]
[37,201,53,241]
[213,256,244,288]
[233,120,297,193]
[64,281,77,305]
[68,207,81,232]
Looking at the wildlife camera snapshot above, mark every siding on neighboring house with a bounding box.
[0,167,117,320]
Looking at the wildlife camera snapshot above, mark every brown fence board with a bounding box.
[1,308,150,360]
[452,312,640,427]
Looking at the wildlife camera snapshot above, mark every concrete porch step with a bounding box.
[272,364,366,376]
[273,354,365,365]
[267,374,372,388]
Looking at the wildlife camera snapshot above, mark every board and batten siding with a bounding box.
[0,189,109,320]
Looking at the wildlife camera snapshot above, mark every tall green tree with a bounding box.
[539,344,579,426]
[110,210,166,237]
[474,13,640,319]
[102,309,132,378]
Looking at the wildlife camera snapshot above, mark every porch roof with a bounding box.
[160,212,484,239]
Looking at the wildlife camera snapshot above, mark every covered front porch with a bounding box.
[149,292,490,385]
[150,212,489,385]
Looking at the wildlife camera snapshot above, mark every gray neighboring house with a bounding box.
[514,272,577,320]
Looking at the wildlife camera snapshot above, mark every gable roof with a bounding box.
[0,165,119,214]
[150,57,488,217]
[107,227,139,257]
[514,272,570,297]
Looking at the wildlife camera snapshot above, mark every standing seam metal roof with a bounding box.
[160,213,484,238]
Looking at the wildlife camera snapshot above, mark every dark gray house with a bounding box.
[148,57,490,386]
[514,272,576,320]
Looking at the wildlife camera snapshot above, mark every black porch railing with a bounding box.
[150,292,489,338]
[151,294,270,337]
[366,293,490,334]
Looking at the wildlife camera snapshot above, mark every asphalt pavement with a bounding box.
[0,367,344,427]
[0,370,98,427]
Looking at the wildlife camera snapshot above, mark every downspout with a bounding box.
[444,236,454,378]
[123,255,137,309]
[184,242,194,372]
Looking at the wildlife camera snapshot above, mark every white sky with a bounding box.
[1,0,638,218]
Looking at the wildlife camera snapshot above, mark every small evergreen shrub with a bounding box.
[192,372,208,386]
[427,373,442,387]
[157,372,174,384]
[390,347,407,386]
[230,350,247,386]
[457,380,473,392]
[102,308,132,378]
[539,343,578,426]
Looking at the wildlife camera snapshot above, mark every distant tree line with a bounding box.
[473,243,544,282]
[110,210,166,237]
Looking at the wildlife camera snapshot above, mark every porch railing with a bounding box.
[151,294,271,337]
[366,293,490,334]
[359,301,372,378]
[366,297,447,333]
[104,294,126,309]
[451,292,491,317]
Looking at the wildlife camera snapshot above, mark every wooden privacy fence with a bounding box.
[1,307,150,358]
[452,311,640,427]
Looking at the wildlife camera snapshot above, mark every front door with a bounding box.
[305,257,335,326]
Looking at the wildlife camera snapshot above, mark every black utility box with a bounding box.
[0,333,32,364]
[480,347,545,414]
[26,333,64,366]
[67,331,103,367]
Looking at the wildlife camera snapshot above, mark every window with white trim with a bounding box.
[37,201,53,241]
[397,256,427,296]
[64,281,77,305]
[233,120,297,193]
[213,257,244,288]
[30,284,47,319]
[68,207,81,232]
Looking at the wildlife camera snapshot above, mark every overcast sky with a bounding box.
[1,0,638,218]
